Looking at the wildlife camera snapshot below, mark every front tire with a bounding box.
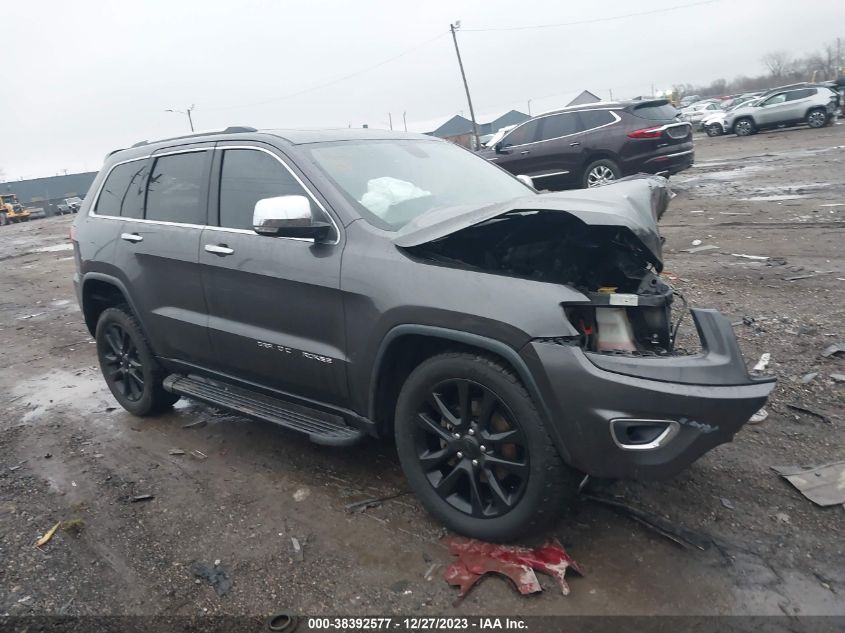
[734,118,755,136]
[394,352,575,541]
[705,124,723,137]
[95,305,179,416]
[807,108,827,129]
[582,159,621,188]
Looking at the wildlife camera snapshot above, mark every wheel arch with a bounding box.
[368,325,571,462]
[580,150,620,175]
[80,273,144,338]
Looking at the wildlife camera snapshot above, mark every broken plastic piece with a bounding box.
[752,353,771,372]
[444,536,583,601]
[772,462,845,506]
[35,521,61,548]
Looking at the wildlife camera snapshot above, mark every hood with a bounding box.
[393,175,670,268]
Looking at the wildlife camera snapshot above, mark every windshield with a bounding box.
[304,139,532,230]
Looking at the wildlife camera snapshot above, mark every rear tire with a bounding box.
[807,108,827,129]
[582,159,621,188]
[394,352,575,541]
[734,118,755,136]
[95,305,179,416]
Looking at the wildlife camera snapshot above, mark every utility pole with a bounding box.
[450,21,481,150]
[403,111,407,132]
[609,88,614,101]
[527,99,532,116]
[388,113,393,130]
[165,104,195,132]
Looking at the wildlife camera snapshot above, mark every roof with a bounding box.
[265,128,435,145]
[535,99,669,117]
[428,115,474,138]
[1,172,98,205]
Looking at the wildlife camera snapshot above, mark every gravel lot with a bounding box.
[1,123,843,619]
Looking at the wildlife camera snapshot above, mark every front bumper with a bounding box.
[521,309,774,480]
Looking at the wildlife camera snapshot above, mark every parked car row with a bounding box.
[477,99,693,190]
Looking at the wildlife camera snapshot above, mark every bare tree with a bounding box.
[761,50,790,78]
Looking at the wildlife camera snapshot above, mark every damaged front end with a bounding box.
[396,176,677,356]
[396,176,775,479]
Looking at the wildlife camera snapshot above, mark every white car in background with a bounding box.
[679,100,722,126]
[701,97,763,136]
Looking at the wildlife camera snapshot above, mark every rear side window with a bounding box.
[578,110,616,131]
[787,88,816,100]
[146,152,208,225]
[502,119,541,146]
[538,112,578,140]
[95,160,148,218]
[218,149,309,230]
[630,102,679,120]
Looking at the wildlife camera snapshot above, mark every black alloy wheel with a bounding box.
[101,322,145,402]
[413,379,529,518]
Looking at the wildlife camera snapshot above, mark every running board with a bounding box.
[163,374,365,447]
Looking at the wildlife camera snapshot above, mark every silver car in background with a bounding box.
[724,86,840,136]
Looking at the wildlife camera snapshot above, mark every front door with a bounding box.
[755,92,790,126]
[109,145,215,367]
[488,117,544,177]
[199,144,348,405]
[521,111,584,186]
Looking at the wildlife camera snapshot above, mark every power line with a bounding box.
[461,0,718,32]
[205,32,448,112]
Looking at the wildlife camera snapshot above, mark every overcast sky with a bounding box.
[2,0,843,180]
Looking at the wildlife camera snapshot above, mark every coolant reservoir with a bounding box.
[595,308,637,352]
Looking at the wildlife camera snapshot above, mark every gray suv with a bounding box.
[72,127,773,540]
[724,86,840,136]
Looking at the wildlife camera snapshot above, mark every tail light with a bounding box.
[69,224,78,242]
[627,126,664,139]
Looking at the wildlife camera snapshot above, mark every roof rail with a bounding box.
[129,126,258,149]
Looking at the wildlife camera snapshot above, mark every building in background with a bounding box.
[0,172,97,216]
[427,110,530,147]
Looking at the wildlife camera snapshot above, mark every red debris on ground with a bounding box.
[444,536,584,600]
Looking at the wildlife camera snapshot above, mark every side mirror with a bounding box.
[495,141,509,154]
[253,195,331,241]
[516,175,534,188]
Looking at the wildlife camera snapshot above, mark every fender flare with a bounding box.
[368,324,571,462]
[80,272,149,337]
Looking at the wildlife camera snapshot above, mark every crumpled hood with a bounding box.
[393,175,671,268]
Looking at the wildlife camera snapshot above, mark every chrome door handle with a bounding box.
[570,142,581,147]
[120,232,143,243]
[519,150,530,155]
[205,244,234,256]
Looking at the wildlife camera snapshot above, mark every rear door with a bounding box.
[199,143,348,405]
[487,118,543,176]
[110,144,215,366]
[784,88,817,122]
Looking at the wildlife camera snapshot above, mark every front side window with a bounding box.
[95,160,148,218]
[146,152,208,224]
[501,119,541,146]
[538,112,579,140]
[218,149,309,230]
[763,93,787,106]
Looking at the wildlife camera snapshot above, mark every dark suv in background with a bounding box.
[478,100,693,190]
[73,127,770,540]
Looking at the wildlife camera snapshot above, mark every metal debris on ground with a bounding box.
[749,408,769,424]
[801,372,819,384]
[720,497,735,510]
[344,491,410,514]
[168,448,186,456]
[130,494,155,503]
[34,521,61,548]
[785,271,834,281]
[190,449,208,460]
[786,404,830,424]
[190,561,233,596]
[772,462,845,506]
[830,373,845,383]
[752,353,771,372]
[291,537,304,562]
[680,244,720,253]
[444,536,583,602]
[581,494,709,551]
[821,343,845,358]
[182,419,208,429]
[731,253,769,261]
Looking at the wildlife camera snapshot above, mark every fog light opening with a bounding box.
[611,419,680,450]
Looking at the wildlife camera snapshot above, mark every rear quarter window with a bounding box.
[578,110,616,130]
[629,103,679,120]
[95,160,148,218]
